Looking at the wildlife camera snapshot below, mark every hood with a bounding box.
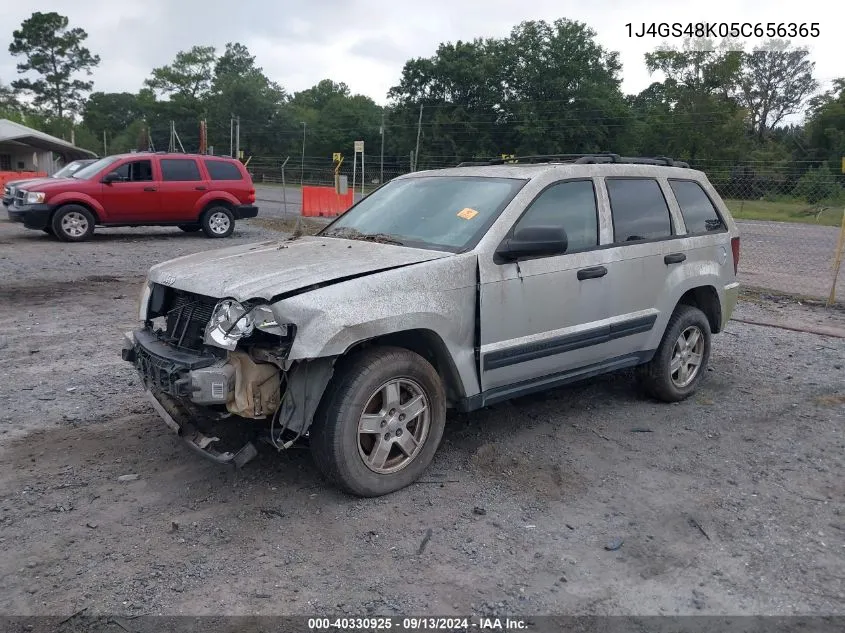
[147,235,453,302]
[4,177,45,190]
[10,177,63,191]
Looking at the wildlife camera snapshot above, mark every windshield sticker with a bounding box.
[457,208,479,220]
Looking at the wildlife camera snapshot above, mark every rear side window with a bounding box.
[204,160,243,181]
[160,159,202,182]
[514,180,598,252]
[606,178,672,242]
[669,180,725,233]
[113,160,153,182]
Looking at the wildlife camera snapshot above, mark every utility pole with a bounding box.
[300,122,306,187]
[103,130,107,156]
[235,116,240,160]
[413,103,423,171]
[380,112,385,184]
[229,115,234,157]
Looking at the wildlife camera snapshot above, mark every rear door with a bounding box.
[156,157,208,221]
[203,158,249,203]
[96,157,159,221]
[597,177,680,358]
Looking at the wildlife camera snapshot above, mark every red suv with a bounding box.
[6,152,258,241]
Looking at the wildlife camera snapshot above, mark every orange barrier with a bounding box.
[301,186,354,217]
[0,171,47,187]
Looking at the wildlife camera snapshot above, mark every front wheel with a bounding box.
[639,305,711,402]
[201,206,235,238]
[51,204,95,242]
[309,347,447,497]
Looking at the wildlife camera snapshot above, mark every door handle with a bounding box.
[664,253,686,265]
[143,186,157,192]
[577,266,608,281]
[195,186,207,191]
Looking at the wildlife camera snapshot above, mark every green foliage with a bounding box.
[792,164,842,204]
[144,45,216,102]
[805,79,845,167]
[8,11,100,119]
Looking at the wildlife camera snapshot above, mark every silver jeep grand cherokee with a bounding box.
[123,154,740,497]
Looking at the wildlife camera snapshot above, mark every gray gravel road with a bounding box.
[0,218,843,618]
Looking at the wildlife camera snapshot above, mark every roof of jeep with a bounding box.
[403,162,707,181]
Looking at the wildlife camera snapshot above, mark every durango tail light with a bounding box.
[730,236,740,275]
[247,188,255,204]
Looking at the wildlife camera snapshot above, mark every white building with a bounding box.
[0,119,96,175]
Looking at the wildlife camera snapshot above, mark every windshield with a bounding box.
[321,176,526,251]
[53,160,91,178]
[72,156,120,180]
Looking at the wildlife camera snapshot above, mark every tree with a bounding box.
[642,40,747,162]
[736,40,818,141]
[804,78,845,167]
[144,45,216,101]
[82,92,142,138]
[8,11,100,119]
[291,79,351,110]
[0,80,26,121]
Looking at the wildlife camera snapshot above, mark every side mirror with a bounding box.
[102,171,121,184]
[496,225,568,261]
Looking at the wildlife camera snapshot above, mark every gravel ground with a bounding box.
[0,216,843,618]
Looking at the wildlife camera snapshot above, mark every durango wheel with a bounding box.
[201,206,235,238]
[309,346,446,497]
[51,205,95,242]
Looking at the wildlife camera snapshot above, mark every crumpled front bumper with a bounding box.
[121,329,258,467]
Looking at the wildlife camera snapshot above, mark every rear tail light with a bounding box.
[730,237,740,275]
[247,188,255,204]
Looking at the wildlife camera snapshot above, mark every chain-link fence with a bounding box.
[246,154,845,304]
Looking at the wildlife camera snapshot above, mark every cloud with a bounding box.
[0,0,837,111]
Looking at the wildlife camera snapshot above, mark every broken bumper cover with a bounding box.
[122,329,258,468]
[143,389,258,468]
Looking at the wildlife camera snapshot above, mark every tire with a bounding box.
[639,305,711,403]
[51,204,95,242]
[309,346,447,497]
[178,224,201,232]
[200,206,235,238]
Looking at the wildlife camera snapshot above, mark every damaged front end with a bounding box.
[122,282,335,467]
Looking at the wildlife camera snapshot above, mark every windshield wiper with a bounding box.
[321,227,405,246]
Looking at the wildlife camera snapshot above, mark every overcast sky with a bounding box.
[0,0,839,112]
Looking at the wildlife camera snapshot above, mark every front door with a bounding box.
[97,158,159,221]
[479,178,618,392]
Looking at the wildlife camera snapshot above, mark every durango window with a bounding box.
[112,160,153,182]
[161,159,202,182]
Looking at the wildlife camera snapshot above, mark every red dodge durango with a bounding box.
[6,152,258,241]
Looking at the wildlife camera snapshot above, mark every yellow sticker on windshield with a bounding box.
[457,208,479,220]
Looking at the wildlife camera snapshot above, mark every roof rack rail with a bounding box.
[455,154,690,168]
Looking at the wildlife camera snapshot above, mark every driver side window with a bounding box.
[112,160,153,182]
[514,179,598,252]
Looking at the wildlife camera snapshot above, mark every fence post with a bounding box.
[827,208,845,307]
[281,156,290,217]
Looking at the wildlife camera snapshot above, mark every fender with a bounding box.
[193,191,240,218]
[48,192,105,220]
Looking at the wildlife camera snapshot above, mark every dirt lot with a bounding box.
[0,218,843,618]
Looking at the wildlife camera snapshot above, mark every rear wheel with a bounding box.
[178,224,201,232]
[51,205,95,242]
[639,305,711,402]
[201,206,235,238]
[309,347,446,497]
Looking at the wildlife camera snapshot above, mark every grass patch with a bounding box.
[725,199,844,227]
